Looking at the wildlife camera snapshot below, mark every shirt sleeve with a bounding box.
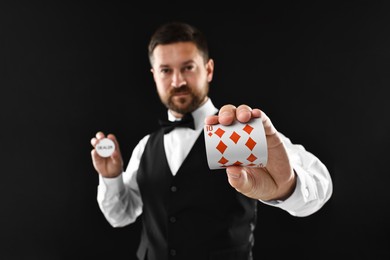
[97,134,150,227]
[260,132,333,217]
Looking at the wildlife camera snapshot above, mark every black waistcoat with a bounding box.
[136,129,257,260]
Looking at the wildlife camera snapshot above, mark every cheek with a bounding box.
[155,80,170,95]
[192,73,208,88]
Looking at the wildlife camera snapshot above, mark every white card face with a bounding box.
[204,118,267,170]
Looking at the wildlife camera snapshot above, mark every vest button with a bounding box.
[170,249,177,256]
[169,216,176,223]
[170,186,178,192]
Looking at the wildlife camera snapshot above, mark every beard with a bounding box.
[163,84,208,115]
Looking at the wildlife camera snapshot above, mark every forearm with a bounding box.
[97,174,143,227]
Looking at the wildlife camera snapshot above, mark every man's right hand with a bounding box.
[90,132,123,178]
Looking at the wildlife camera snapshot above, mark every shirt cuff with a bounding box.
[98,173,125,199]
[260,164,318,216]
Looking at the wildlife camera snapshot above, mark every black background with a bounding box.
[1,1,389,259]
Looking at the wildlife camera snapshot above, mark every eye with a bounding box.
[160,68,171,74]
[184,65,194,71]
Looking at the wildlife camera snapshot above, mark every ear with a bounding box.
[206,59,214,82]
[150,68,156,82]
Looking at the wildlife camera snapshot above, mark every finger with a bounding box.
[91,148,99,161]
[107,133,118,144]
[91,148,103,167]
[96,131,105,140]
[204,115,219,125]
[91,148,108,175]
[226,166,278,200]
[226,167,257,197]
[205,107,262,126]
[91,137,98,147]
[259,111,282,149]
[106,133,121,159]
[218,104,236,125]
[259,111,277,136]
[251,108,261,118]
[236,105,253,123]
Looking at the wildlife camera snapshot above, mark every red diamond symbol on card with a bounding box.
[216,141,227,154]
[208,132,213,137]
[214,128,225,138]
[247,153,257,162]
[243,124,254,134]
[218,157,229,165]
[233,161,243,166]
[230,131,241,144]
[245,137,256,150]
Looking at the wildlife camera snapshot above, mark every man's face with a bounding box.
[151,42,214,116]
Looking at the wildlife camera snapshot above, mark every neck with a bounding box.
[170,110,184,119]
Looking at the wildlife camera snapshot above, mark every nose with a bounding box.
[171,70,186,88]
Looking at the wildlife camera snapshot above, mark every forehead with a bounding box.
[152,42,203,67]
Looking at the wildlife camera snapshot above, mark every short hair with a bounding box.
[148,22,209,65]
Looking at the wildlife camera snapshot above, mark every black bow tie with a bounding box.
[159,113,195,134]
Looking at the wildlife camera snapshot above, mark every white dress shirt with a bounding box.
[97,98,333,227]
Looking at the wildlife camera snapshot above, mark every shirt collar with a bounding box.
[167,97,218,130]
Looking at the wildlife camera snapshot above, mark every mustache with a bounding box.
[170,85,191,95]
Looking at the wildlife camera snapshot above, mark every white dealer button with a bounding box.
[96,138,115,158]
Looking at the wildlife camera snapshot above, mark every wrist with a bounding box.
[273,170,297,201]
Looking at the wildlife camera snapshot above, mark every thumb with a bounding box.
[226,166,254,195]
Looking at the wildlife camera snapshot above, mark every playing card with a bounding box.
[204,117,267,170]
